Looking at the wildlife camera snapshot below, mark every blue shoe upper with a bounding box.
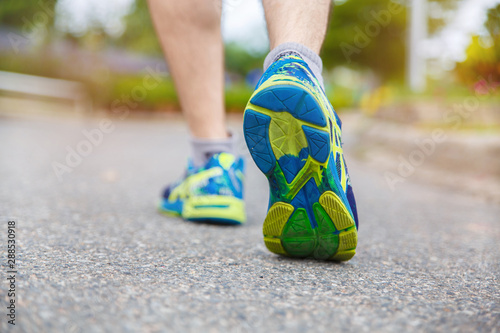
[162,152,245,202]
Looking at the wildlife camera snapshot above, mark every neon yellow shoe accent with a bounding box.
[319,191,357,261]
[280,156,324,200]
[263,202,294,254]
[330,249,356,261]
[182,195,246,224]
[218,152,236,170]
[260,192,357,261]
[169,167,223,201]
[268,111,308,159]
[264,238,287,255]
[319,191,355,230]
[337,229,358,251]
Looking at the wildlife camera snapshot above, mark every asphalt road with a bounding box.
[0,111,499,333]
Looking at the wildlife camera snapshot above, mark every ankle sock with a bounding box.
[190,133,237,168]
[263,42,325,89]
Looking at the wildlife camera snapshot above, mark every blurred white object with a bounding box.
[0,70,91,113]
[407,0,428,92]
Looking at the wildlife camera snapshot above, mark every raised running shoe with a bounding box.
[243,54,359,261]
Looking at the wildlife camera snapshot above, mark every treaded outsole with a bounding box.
[244,84,357,261]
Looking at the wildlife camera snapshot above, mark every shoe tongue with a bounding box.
[204,152,235,170]
[204,154,219,169]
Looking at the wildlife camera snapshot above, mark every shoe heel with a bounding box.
[262,192,357,261]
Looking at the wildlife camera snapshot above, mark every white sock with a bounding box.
[263,42,325,89]
[190,133,237,168]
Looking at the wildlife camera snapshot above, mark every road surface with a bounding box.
[0,110,498,332]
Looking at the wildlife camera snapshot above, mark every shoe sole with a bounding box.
[159,195,246,225]
[243,83,357,261]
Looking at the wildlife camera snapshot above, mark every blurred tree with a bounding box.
[112,0,162,55]
[427,0,460,34]
[0,0,57,28]
[455,4,500,86]
[115,0,265,77]
[0,0,57,51]
[322,0,463,81]
[485,3,500,37]
[224,43,264,77]
[322,0,407,80]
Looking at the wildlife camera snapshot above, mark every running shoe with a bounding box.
[243,54,359,261]
[159,152,246,225]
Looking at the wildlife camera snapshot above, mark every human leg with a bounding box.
[262,0,331,53]
[149,0,245,224]
[148,0,227,140]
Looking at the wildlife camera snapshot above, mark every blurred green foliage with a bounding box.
[224,43,264,78]
[112,0,162,56]
[0,0,496,112]
[105,77,357,112]
[485,3,500,37]
[455,4,500,86]
[0,0,57,28]
[323,0,461,80]
[323,0,407,80]
[427,0,460,34]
